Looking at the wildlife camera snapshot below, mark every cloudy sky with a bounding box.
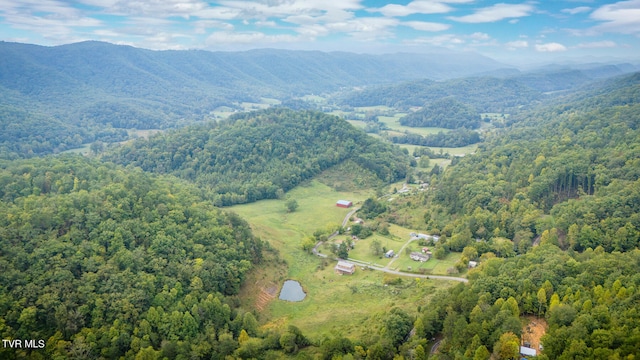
[1,0,639,64]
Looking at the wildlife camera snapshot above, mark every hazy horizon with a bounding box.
[1,1,639,66]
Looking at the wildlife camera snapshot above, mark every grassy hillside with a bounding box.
[105,109,411,206]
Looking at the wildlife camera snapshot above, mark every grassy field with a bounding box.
[354,105,394,112]
[377,115,450,137]
[334,222,463,276]
[230,176,460,340]
[398,143,478,156]
[346,120,367,129]
[60,144,91,155]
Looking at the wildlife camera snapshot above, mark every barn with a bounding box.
[335,261,356,275]
[336,200,353,208]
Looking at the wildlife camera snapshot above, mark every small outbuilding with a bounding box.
[385,249,395,258]
[335,261,356,275]
[520,346,537,357]
[468,261,478,268]
[336,200,353,208]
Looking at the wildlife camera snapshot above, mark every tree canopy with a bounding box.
[106,108,410,206]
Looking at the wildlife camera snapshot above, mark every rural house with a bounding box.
[334,261,356,275]
[336,200,353,208]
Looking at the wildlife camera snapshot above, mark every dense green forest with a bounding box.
[409,244,640,359]
[0,156,268,359]
[105,109,411,206]
[399,98,481,129]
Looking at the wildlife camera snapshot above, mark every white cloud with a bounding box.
[403,21,450,32]
[206,30,299,45]
[590,0,640,35]
[535,42,567,52]
[255,20,278,27]
[448,3,534,23]
[575,40,616,48]
[326,17,399,40]
[370,1,452,17]
[469,32,490,40]
[404,34,465,47]
[505,40,528,49]
[193,20,234,34]
[561,6,591,15]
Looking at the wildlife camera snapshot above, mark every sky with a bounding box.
[1,0,639,65]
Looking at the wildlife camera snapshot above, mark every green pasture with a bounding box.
[398,143,478,156]
[354,105,393,112]
[301,95,326,102]
[378,115,451,137]
[230,180,371,274]
[390,250,462,275]
[229,175,460,340]
[346,120,367,129]
[266,264,452,342]
[60,144,91,155]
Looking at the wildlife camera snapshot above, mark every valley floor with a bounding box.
[231,178,462,340]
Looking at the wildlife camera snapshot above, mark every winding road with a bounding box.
[312,206,468,283]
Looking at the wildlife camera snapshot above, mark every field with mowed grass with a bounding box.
[398,143,478,156]
[230,173,460,340]
[377,115,451,137]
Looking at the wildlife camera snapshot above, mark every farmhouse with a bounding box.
[334,261,356,275]
[410,252,430,262]
[336,200,353,208]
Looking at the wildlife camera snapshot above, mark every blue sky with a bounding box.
[1,0,639,64]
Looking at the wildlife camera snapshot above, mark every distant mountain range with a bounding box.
[0,40,509,157]
[334,63,640,112]
[1,40,638,158]
[0,40,507,107]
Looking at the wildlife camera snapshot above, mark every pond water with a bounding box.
[279,280,306,302]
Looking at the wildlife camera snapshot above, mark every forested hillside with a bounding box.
[410,244,640,359]
[0,156,265,359]
[424,72,640,253]
[105,109,410,206]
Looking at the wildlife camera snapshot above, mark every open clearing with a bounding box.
[522,316,547,354]
[398,143,478,156]
[230,176,460,340]
[377,115,451,137]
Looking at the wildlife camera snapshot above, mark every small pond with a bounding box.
[279,280,306,302]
